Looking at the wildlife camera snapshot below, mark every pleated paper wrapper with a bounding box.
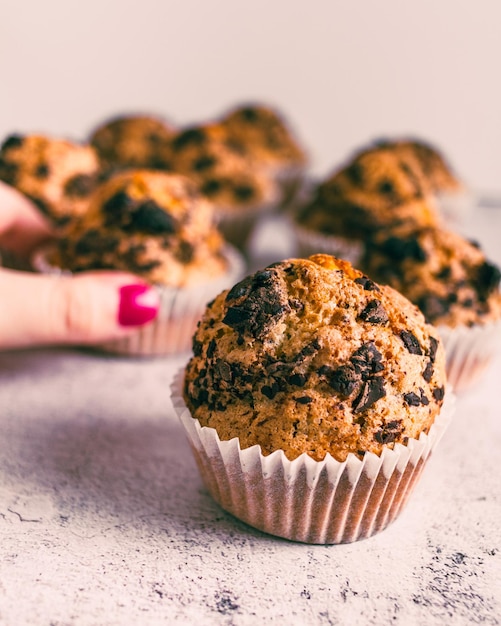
[171,370,455,544]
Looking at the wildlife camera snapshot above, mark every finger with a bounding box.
[0,181,54,256]
[0,269,160,350]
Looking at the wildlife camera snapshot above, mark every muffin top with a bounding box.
[0,133,100,226]
[48,169,229,286]
[220,103,307,170]
[167,125,277,211]
[184,254,446,462]
[296,145,438,238]
[89,114,176,170]
[362,227,501,327]
[372,138,462,194]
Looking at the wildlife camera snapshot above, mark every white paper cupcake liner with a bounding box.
[291,222,365,267]
[438,318,501,392]
[171,371,454,544]
[215,200,278,253]
[33,245,246,357]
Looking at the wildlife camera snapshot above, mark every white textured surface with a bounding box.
[0,348,500,626]
[1,211,501,625]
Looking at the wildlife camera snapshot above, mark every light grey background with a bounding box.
[1,0,500,191]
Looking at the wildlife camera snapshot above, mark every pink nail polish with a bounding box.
[118,284,160,327]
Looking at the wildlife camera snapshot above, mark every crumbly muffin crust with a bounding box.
[89,114,176,170]
[0,134,100,226]
[362,227,501,327]
[49,169,229,286]
[184,254,446,462]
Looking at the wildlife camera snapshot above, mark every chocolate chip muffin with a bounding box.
[167,124,278,250]
[176,254,452,543]
[89,114,176,170]
[48,169,228,286]
[167,125,276,211]
[184,254,446,462]
[36,169,245,356]
[220,102,307,172]
[362,227,501,328]
[296,146,438,239]
[362,227,501,391]
[0,133,100,227]
[372,138,462,195]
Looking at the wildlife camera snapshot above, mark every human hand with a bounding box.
[0,181,159,350]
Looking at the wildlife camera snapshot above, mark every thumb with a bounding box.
[0,268,160,350]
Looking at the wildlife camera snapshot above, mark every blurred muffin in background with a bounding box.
[0,133,100,228]
[89,113,176,171]
[220,102,308,209]
[362,226,501,390]
[36,169,245,355]
[292,144,439,264]
[362,137,472,223]
[167,124,278,251]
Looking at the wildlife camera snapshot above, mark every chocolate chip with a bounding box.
[201,178,222,197]
[175,241,194,263]
[207,338,217,358]
[222,268,289,339]
[74,230,119,255]
[295,396,313,404]
[400,330,422,355]
[129,201,177,234]
[429,336,439,362]
[233,184,255,202]
[432,386,445,402]
[326,364,361,397]
[359,299,389,324]
[239,107,260,123]
[381,237,427,262]
[215,359,233,383]
[352,377,386,413]
[192,339,203,356]
[345,162,364,186]
[350,342,384,376]
[261,384,278,400]
[354,276,380,291]
[477,261,501,301]
[404,392,421,406]
[374,419,402,444]
[417,295,449,322]
[379,179,394,195]
[226,275,253,302]
[288,373,307,387]
[102,191,134,224]
[436,266,452,280]
[422,361,434,382]
[1,134,24,152]
[172,128,207,150]
[419,388,430,405]
[64,173,96,198]
[192,155,216,172]
[30,196,50,216]
[0,159,18,184]
[35,163,50,179]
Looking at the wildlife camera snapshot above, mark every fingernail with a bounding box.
[118,284,160,327]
